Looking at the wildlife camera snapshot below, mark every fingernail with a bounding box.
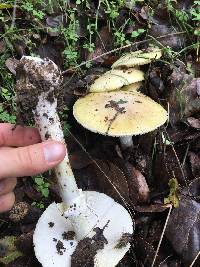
[43,142,65,163]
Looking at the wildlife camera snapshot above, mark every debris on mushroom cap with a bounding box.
[121,82,142,92]
[89,68,144,93]
[112,47,162,69]
[34,191,133,267]
[73,91,168,136]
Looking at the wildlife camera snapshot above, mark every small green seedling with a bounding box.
[164,178,179,208]
[161,132,174,146]
[32,201,45,209]
[33,175,50,198]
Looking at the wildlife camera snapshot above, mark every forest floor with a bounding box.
[0,0,200,266]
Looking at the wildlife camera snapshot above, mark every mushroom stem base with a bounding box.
[120,136,133,150]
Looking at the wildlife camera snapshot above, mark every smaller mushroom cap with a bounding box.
[73,91,168,136]
[112,47,162,69]
[89,68,144,93]
[121,82,142,93]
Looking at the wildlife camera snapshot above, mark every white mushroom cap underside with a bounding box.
[89,68,144,92]
[34,191,133,267]
[112,48,162,69]
[73,92,168,136]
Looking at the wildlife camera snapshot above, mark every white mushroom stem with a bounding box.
[119,136,133,150]
[34,91,80,204]
[34,91,96,239]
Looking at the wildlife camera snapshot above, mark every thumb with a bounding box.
[0,141,66,179]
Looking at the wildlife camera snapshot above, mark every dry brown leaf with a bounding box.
[187,117,200,129]
[69,150,92,170]
[90,159,130,204]
[188,152,200,177]
[5,58,19,75]
[166,178,200,265]
[125,162,150,204]
[169,68,200,125]
[134,203,170,213]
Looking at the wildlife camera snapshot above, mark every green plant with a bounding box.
[61,9,80,66]
[175,10,189,24]
[131,28,145,38]
[33,175,50,198]
[191,1,200,36]
[21,1,45,20]
[0,104,16,123]
[161,132,174,146]
[32,201,45,209]
[83,23,96,53]
[164,178,179,208]
[59,106,71,137]
[191,1,200,21]
[0,55,16,123]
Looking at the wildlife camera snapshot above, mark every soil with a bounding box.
[71,224,108,267]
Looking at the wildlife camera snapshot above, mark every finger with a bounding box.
[0,178,17,195]
[0,123,41,147]
[0,192,15,213]
[0,147,12,151]
[0,141,66,179]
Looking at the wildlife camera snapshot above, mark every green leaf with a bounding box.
[164,178,179,208]
[131,28,145,38]
[0,236,23,265]
[0,4,13,9]
[34,177,44,185]
[41,188,49,198]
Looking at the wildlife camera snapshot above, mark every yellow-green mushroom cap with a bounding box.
[73,91,168,137]
[89,68,144,93]
[112,47,162,69]
[121,82,142,93]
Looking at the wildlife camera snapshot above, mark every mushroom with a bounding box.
[89,68,144,92]
[73,91,168,149]
[112,47,162,69]
[121,82,142,93]
[15,56,133,267]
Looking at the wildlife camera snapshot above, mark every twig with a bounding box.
[182,143,190,168]
[164,129,189,187]
[189,251,200,267]
[151,205,173,267]
[11,0,17,29]
[62,31,186,74]
[158,255,173,266]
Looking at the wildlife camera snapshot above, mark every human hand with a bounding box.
[0,123,66,213]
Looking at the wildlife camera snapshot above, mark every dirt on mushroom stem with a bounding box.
[15,57,63,124]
